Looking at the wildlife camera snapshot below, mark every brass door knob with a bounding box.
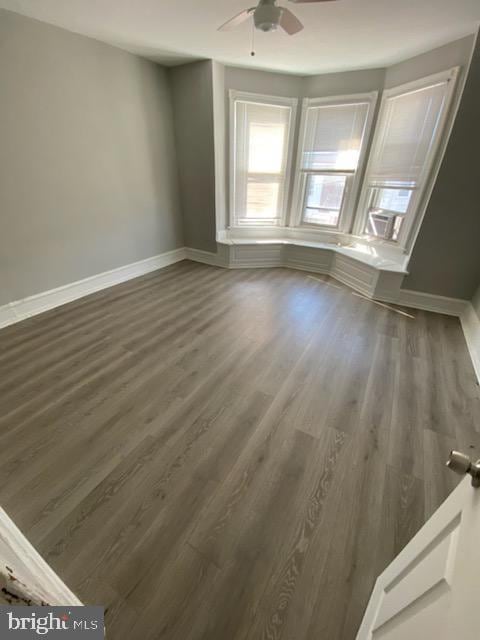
[446,451,480,487]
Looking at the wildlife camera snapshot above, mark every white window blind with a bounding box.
[301,102,370,172]
[369,81,449,185]
[358,69,458,245]
[232,97,294,226]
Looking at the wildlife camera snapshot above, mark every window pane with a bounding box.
[375,188,413,214]
[246,179,280,220]
[249,123,286,174]
[303,174,346,227]
[364,185,413,240]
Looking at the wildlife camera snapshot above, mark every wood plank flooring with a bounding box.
[0,260,479,639]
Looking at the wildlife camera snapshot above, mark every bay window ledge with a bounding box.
[217,229,409,273]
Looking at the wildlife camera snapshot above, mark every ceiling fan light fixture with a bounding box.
[253,4,282,32]
[218,0,337,36]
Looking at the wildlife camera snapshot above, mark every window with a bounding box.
[230,91,297,227]
[228,70,459,256]
[292,95,377,231]
[357,68,459,246]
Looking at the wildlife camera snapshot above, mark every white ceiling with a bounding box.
[1,0,479,74]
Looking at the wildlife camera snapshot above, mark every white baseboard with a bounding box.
[0,305,17,330]
[461,303,480,384]
[0,247,186,330]
[184,247,223,267]
[395,289,469,316]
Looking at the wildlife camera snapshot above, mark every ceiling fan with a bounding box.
[218,0,338,36]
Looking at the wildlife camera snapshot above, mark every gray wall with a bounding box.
[303,68,385,97]
[385,35,475,88]
[224,65,385,101]
[224,66,303,98]
[472,285,480,322]
[403,33,480,299]
[0,10,183,305]
[168,61,217,252]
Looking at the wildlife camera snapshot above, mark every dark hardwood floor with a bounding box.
[0,260,479,639]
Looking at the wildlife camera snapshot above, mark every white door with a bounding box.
[357,458,480,640]
[0,507,81,606]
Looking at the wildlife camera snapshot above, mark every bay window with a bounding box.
[228,68,459,256]
[292,94,377,232]
[356,68,459,248]
[229,91,297,227]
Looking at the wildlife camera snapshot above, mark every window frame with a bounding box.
[228,90,298,229]
[354,67,460,250]
[290,92,378,234]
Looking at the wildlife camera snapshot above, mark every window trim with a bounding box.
[228,90,298,229]
[353,67,460,250]
[290,92,378,234]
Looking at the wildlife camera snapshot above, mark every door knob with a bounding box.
[446,451,480,487]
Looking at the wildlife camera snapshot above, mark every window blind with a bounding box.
[233,100,293,225]
[368,81,449,184]
[301,102,370,172]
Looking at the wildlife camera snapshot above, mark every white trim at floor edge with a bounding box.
[184,247,224,267]
[396,289,469,316]
[0,247,186,330]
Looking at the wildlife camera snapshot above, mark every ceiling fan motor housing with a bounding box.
[254,1,282,32]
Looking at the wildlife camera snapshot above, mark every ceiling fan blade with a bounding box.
[279,8,304,35]
[288,0,338,3]
[218,8,254,31]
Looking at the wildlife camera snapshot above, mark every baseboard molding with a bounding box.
[0,248,186,330]
[461,303,480,384]
[395,289,469,316]
[184,247,224,267]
